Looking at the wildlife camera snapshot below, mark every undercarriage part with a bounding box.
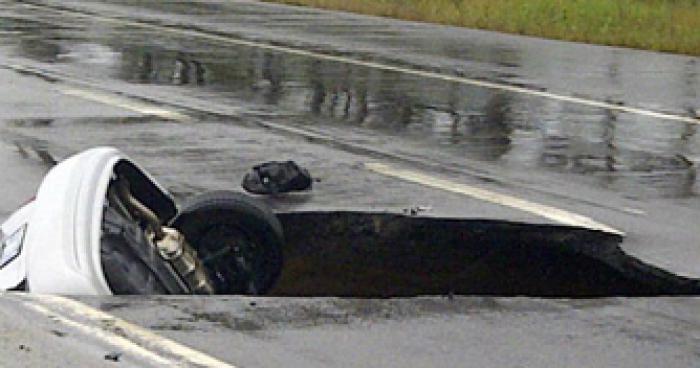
[156,227,215,295]
[117,179,165,241]
[113,160,177,222]
[102,204,186,294]
[270,211,700,298]
[108,177,215,295]
[171,191,284,295]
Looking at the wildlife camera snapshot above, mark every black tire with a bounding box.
[170,191,284,295]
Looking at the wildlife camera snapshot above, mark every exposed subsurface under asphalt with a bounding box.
[0,1,700,367]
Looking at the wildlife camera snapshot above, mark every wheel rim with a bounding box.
[197,225,267,294]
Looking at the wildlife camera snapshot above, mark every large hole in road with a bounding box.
[268,211,699,297]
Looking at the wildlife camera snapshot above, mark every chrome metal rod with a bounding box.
[116,179,165,240]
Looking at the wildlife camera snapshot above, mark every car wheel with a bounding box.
[170,191,284,295]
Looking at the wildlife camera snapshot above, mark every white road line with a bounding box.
[19,298,178,367]
[22,2,700,125]
[622,207,647,216]
[59,88,189,121]
[16,294,237,368]
[366,162,624,235]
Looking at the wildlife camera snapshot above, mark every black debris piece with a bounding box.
[242,161,312,195]
[104,352,122,362]
[50,330,67,337]
[403,206,432,216]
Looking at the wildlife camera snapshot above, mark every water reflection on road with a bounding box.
[1,8,698,199]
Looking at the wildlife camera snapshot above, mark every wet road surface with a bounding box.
[8,293,700,368]
[0,294,159,367]
[5,290,700,368]
[1,1,700,366]
[75,295,700,368]
[3,0,699,201]
[0,0,698,276]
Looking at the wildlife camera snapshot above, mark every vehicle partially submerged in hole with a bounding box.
[0,147,284,295]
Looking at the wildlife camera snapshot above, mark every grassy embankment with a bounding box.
[263,0,700,56]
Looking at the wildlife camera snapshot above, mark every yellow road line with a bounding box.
[22,2,700,126]
[16,294,237,368]
[366,162,624,235]
[59,88,189,121]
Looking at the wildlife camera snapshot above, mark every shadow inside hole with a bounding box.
[270,211,699,298]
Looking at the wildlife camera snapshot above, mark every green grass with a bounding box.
[262,0,700,55]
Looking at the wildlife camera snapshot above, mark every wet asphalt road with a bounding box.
[3,292,700,368]
[0,295,152,367]
[74,295,700,368]
[0,0,698,275]
[3,0,699,200]
[0,0,700,366]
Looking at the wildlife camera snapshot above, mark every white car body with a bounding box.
[0,200,34,290]
[0,147,175,294]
